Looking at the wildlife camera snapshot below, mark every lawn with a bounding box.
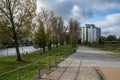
[87,44,120,54]
[0,44,73,80]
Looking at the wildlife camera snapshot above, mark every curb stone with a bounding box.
[95,67,106,80]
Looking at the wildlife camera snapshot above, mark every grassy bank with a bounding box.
[87,44,120,54]
[0,44,73,80]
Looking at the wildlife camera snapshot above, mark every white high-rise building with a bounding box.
[81,24,101,43]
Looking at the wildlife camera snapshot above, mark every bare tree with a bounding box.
[69,18,80,47]
[57,17,66,46]
[51,16,59,47]
[0,0,36,61]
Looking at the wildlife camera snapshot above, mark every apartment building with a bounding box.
[81,24,101,43]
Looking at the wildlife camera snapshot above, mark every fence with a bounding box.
[0,47,76,80]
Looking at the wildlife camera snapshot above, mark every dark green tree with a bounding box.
[33,21,46,53]
[38,8,54,51]
[99,36,106,44]
[0,20,13,46]
[117,37,120,43]
[106,35,117,41]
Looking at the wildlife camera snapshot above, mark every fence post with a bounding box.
[62,52,64,60]
[59,53,61,62]
[65,48,67,58]
[67,48,68,56]
[38,61,41,78]
[17,67,21,80]
[48,55,51,71]
[54,54,57,66]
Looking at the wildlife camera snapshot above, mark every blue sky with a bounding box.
[37,0,120,37]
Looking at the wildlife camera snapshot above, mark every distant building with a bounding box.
[81,24,101,43]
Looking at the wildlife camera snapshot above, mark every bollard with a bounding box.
[17,67,21,80]
[38,61,41,78]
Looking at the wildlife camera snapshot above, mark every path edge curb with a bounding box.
[95,67,106,80]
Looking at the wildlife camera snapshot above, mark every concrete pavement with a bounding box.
[37,46,103,80]
[36,46,120,80]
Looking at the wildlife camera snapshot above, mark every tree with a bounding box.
[65,32,70,44]
[0,20,13,46]
[38,8,54,51]
[69,18,80,47]
[99,36,106,44]
[51,16,67,47]
[0,0,36,61]
[33,22,46,53]
[51,16,59,47]
[106,35,117,41]
[117,37,120,43]
[57,17,66,46]
[33,20,46,53]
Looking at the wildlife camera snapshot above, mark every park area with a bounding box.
[0,45,75,80]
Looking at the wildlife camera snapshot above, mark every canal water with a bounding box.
[0,46,40,56]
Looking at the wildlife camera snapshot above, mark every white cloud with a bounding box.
[70,5,81,18]
[93,13,120,36]
[95,13,120,27]
[69,5,94,22]
[55,0,67,3]
[73,0,120,12]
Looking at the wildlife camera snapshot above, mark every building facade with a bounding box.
[81,24,101,43]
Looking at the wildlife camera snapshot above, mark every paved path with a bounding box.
[71,46,120,67]
[37,46,120,80]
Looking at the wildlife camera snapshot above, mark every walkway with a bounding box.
[37,46,103,80]
[36,46,120,80]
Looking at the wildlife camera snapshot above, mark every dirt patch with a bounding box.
[99,67,120,80]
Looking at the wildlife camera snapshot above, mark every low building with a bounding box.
[81,24,101,43]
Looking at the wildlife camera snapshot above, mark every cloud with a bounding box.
[70,5,81,19]
[55,0,67,3]
[93,13,120,36]
[37,0,120,36]
[69,5,94,22]
[37,0,120,21]
[71,0,120,12]
[95,13,120,27]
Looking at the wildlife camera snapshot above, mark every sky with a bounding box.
[37,0,120,37]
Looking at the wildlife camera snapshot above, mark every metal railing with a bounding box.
[0,47,76,80]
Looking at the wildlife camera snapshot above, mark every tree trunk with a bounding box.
[43,47,46,53]
[13,23,22,61]
[14,30,22,61]
[15,41,22,61]
[60,42,62,46]
[48,44,52,51]
[56,43,58,48]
